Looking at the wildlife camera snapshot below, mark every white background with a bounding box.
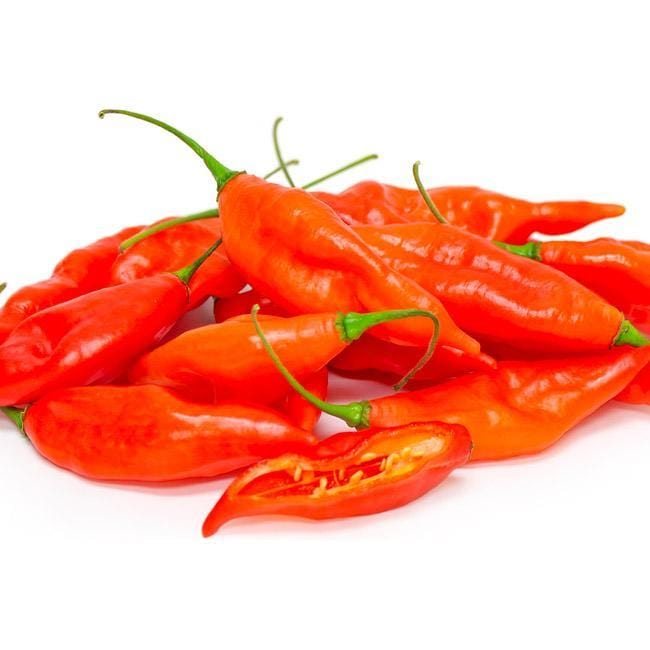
[1,1,649,648]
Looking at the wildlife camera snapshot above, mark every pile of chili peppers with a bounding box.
[1,109,648,537]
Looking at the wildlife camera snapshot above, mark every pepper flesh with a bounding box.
[0,225,141,344]
[111,217,245,308]
[202,421,472,535]
[352,222,637,354]
[313,181,624,243]
[10,385,317,481]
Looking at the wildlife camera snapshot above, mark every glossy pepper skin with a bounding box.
[202,421,471,535]
[0,225,141,344]
[4,385,317,481]
[218,175,480,355]
[312,181,624,244]
[352,222,638,354]
[498,238,650,334]
[213,290,496,382]
[357,348,650,460]
[0,273,193,406]
[331,334,495,385]
[129,309,433,405]
[111,217,245,309]
[99,110,481,358]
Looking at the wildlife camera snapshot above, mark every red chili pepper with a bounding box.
[1,385,317,481]
[0,240,219,406]
[312,181,624,244]
[352,221,647,354]
[202,420,471,535]
[251,310,650,461]
[111,216,245,309]
[128,306,439,404]
[99,109,482,358]
[0,225,141,344]
[496,238,650,335]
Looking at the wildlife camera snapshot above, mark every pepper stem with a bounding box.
[173,239,222,286]
[493,240,542,261]
[263,159,300,180]
[614,320,650,347]
[412,161,447,224]
[0,282,6,295]
[98,109,242,191]
[336,309,440,390]
[119,160,300,251]
[301,154,379,190]
[120,209,218,252]
[1,406,25,432]
[272,117,295,187]
[251,305,371,428]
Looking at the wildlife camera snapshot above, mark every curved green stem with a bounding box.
[121,209,218,252]
[251,305,370,428]
[0,282,6,295]
[119,160,300,252]
[1,406,25,432]
[335,309,440,390]
[98,109,242,191]
[412,161,447,224]
[174,239,222,285]
[263,159,300,180]
[614,319,650,347]
[272,117,295,187]
[301,154,379,190]
[493,240,542,261]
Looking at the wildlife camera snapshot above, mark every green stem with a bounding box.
[263,159,300,180]
[98,109,242,191]
[493,240,542,261]
[0,282,6,295]
[174,239,222,285]
[251,305,370,428]
[1,406,25,432]
[614,319,650,347]
[272,117,295,187]
[119,160,299,252]
[336,309,440,390]
[301,154,379,190]
[412,161,447,224]
[121,209,218,252]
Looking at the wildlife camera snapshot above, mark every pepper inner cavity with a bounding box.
[241,436,444,499]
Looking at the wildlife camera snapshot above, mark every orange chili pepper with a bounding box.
[252,309,650,461]
[352,222,647,353]
[128,307,439,404]
[99,109,483,358]
[312,181,624,244]
[496,238,650,335]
